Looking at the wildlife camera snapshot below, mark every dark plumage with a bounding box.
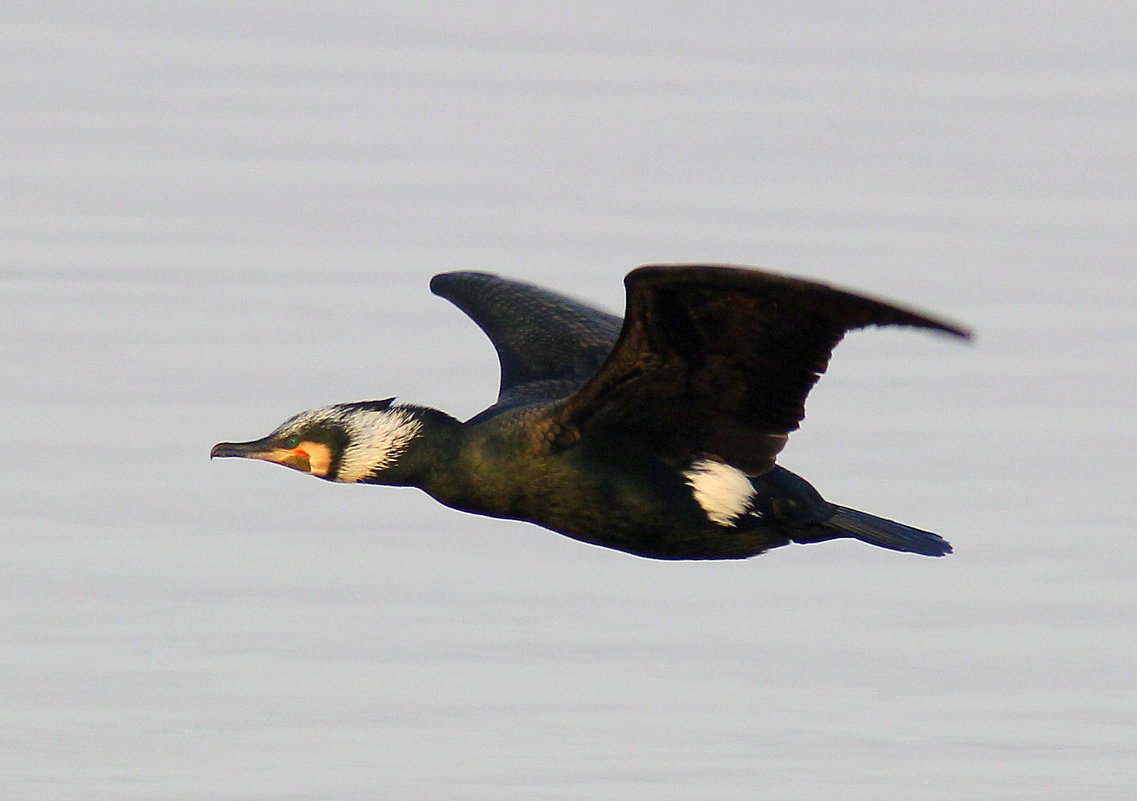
[212,264,969,560]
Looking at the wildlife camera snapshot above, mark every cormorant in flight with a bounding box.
[212,265,968,560]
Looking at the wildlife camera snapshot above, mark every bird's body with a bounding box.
[213,265,968,560]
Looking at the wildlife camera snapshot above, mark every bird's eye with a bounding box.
[282,435,302,449]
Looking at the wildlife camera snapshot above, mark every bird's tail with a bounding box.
[801,505,953,557]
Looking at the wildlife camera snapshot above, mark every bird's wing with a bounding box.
[552,264,970,474]
[430,271,623,409]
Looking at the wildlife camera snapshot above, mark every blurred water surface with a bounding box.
[2,2,1134,799]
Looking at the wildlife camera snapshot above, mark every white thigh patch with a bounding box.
[683,459,756,526]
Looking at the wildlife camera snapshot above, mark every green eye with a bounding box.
[282,435,301,449]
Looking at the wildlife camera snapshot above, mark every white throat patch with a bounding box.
[683,459,756,526]
[336,406,423,482]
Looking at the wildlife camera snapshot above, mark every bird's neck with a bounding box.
[355,405,464,487]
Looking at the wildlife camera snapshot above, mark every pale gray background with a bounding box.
[3,2,1134,799]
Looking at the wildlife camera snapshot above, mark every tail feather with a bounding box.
[808,505,953,557]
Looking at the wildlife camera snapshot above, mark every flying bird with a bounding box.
[212,265,968,560]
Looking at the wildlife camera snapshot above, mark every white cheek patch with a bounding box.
[335,407,423,483]
[683,459,756,526]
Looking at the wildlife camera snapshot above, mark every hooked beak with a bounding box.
[210,438,312,472]
[210,439,262,459]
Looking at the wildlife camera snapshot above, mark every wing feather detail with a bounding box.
[553,264,970,473]
[430,271,622,410]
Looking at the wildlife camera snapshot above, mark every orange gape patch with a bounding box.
[299,441,334,478]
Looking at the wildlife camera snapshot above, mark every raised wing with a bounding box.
[553,264,970,473]
[430,271,623,409]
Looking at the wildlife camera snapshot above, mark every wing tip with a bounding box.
[629,263,973,341]
[927,318,973,341]
[430,270,499,299]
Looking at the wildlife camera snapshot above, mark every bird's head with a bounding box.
[210,398,425,483]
